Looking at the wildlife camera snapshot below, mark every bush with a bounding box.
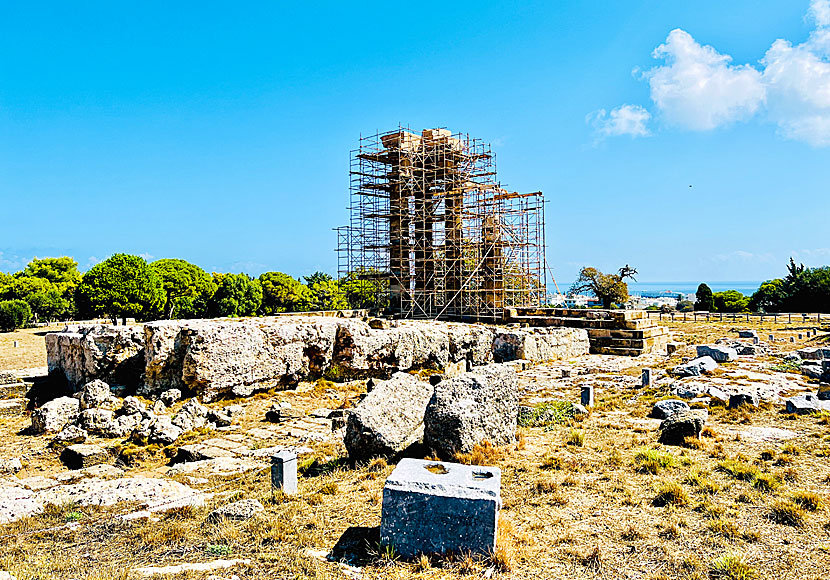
[710,554,758,580]
[769,500,806,526]
[0,299,32,331]
[634,448,677,474]
[652,481,689,507]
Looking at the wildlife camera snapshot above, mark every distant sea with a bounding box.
[627,281,763,297]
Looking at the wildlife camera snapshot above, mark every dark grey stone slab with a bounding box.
[380,458,501,558]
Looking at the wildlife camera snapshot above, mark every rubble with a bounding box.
[344,372,434,460]
[424,363,518,456]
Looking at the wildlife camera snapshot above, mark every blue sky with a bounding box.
[2,1,829,287]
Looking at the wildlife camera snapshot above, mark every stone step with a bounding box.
[587,326,670,340]
[0,382,29,398]
[590,336,670,349]
[0,398,26,416]
[508,315,660,331]
[590,346,649,356]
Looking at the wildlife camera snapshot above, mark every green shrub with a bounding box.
[652,481,689,507]
[634,448,677,474]
[717,459,759,481]
[710,553,758,580]
[0,299,31,331]
[518,401,574,428]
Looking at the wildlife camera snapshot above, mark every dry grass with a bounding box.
[0,326,51,369]
[453,440,505,466]
[3,316,830,579]
[634,447,677,474]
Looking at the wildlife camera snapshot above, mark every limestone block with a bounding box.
[344,372,434,460]
[671,356,718,377]
[380,458,501,558]
[424,364,518,457]
[651,399,690,419]
[696,345,737,362]
[60,444,109,470]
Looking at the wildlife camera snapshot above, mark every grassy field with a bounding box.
[0,325,59,371]
[0,319,828,579]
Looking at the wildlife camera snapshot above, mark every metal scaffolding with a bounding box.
[337,126,545,321]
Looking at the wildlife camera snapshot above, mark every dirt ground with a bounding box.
[0,319,829,579]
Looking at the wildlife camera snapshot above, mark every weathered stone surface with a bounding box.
[53,424,88,445]
[60,444,109,470]
[175,444,235,463]
[658,411,706,446]
[729,393,759,409]
[143,317,352,400]
[46,325,145,390]
[786,394,830,415]
[651,399,690,420]
[707,386,730,406]
[380,458,501,558]
[133,559,250,578]
[344,372,434,460]
[121,396,146,416]
[802,363,824,380]
[0,458,22,473]
[492,328,589,363]
[265,403,302,423]
[167,457,265,476]
[78,408,116,434]
[47,317,589,402]
[31,396,80,434]
[671,356,718,377]
[696,345,737,362]
[0,398,25,417]
[797,347,830,360]
[818,385,830,401]
[208,405,242,428]
[0,370,18,384]
[208,499,264,522]
[424,364,518,456]
[160,388,182,406]
[38,476,205,513]
[77,379,118,410]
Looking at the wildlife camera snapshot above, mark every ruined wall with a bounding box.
[46,325,145,390]
[46,317,589,402]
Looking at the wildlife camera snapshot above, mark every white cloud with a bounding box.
[810,0,830,27]
[762,20,830,145]
[587,104,651,140]
[644,29,765,130]
[597,1,830,146]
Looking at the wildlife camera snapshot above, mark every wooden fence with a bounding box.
[644,311,825,325]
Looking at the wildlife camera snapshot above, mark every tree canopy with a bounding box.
[76,254,165,323]
[570,265,637,309]
[304,272,349,311]
[712,290,749,313]
[0,299,32,332]
[209,273,263,317]
[151,259,216,319]
[259,272,314,314]
[694,283,714,312]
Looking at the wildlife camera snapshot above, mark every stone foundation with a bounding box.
[46,316,590,401]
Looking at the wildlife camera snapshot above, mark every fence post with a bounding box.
[788,313,791,324]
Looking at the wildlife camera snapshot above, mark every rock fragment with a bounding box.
[344,372,434,460]
[424,363,518,457]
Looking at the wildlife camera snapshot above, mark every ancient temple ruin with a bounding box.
[337,127,545,321]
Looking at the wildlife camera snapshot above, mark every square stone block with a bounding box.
[380,458,501,558]
[271,450,297,494]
